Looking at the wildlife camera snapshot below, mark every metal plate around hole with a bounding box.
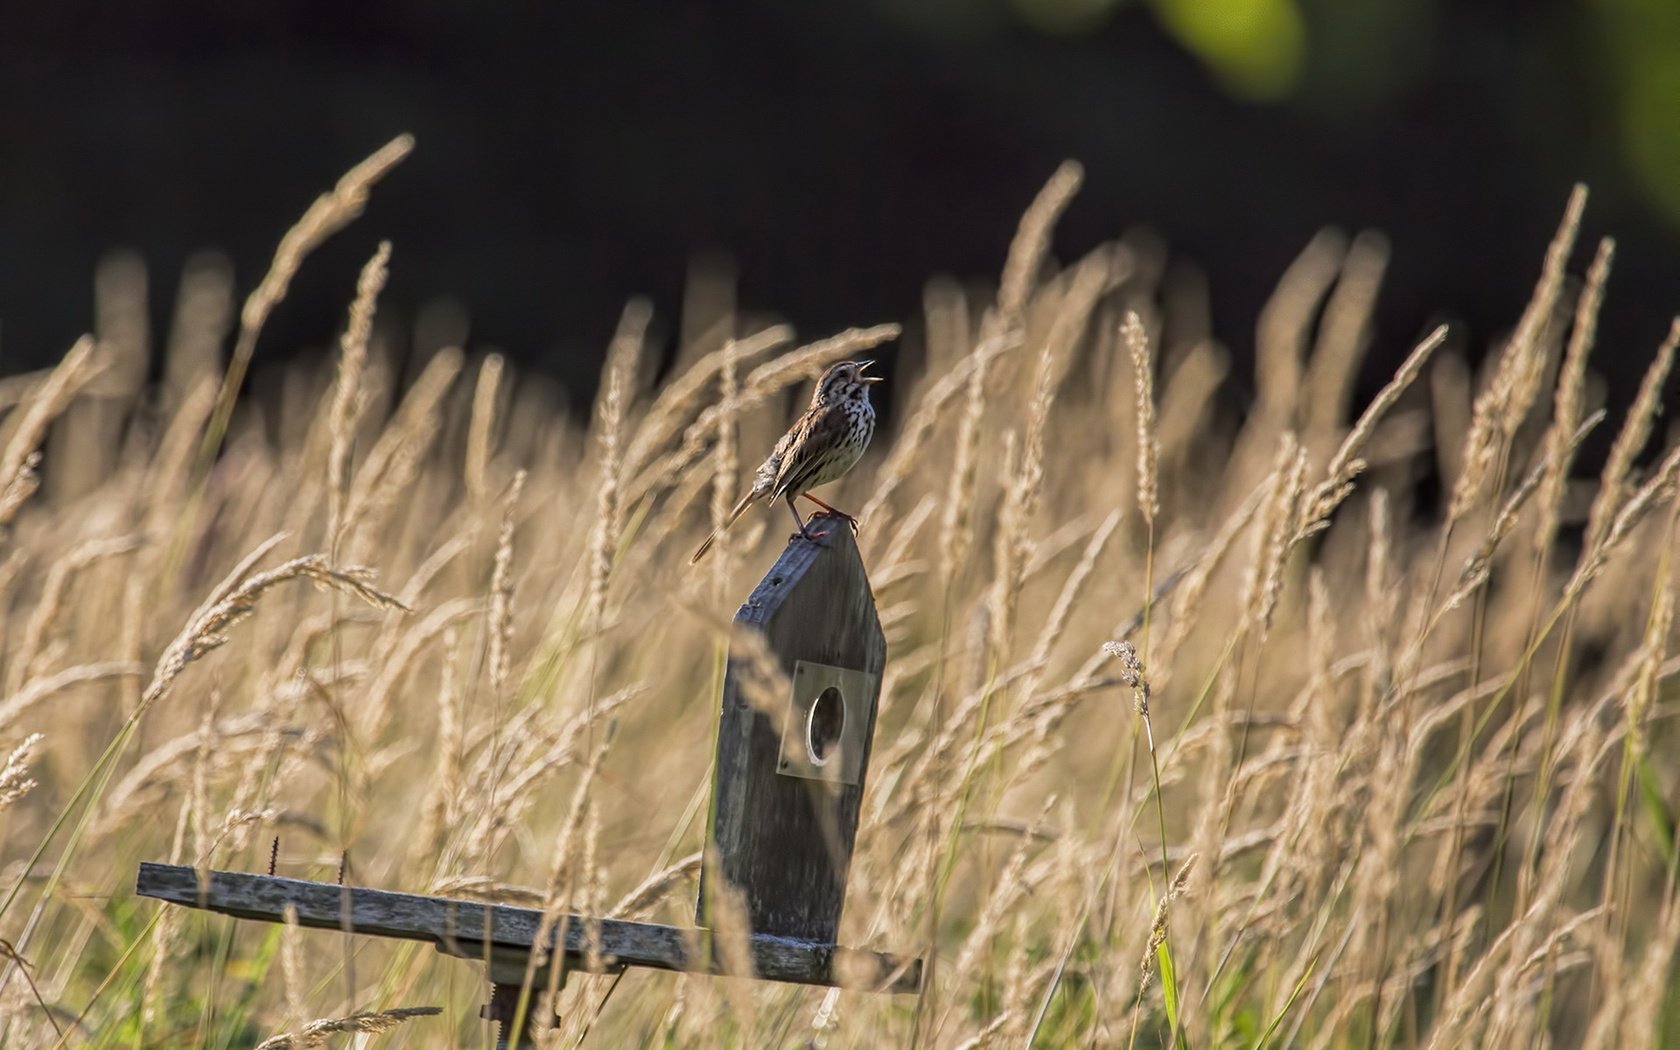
[777,660,876,784]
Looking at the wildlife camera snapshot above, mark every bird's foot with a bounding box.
[791,526,833,548]
[818,509,861,535]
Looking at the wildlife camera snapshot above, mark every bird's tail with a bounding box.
[690,491,759,565]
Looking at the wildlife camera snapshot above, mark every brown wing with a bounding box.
[750,420,801,496]
[770,402,849,500]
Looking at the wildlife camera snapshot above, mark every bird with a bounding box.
[690,358,882,564]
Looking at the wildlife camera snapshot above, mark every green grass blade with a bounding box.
[1254,955,1316,1050]
[1158,937,1190,1050]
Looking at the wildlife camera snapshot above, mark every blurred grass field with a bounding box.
[2,137,1679,1048]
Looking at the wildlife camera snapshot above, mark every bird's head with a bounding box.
[812,359,883,407]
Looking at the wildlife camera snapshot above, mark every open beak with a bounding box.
[856,360,884,384]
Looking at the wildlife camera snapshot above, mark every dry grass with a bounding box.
[0,145,1677,1050]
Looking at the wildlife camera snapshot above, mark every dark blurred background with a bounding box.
[2,0,1678,403]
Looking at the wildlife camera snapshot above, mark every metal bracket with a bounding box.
[776,660,876,785]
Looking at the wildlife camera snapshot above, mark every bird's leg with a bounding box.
[800,492,860,534]
[785,497,826,545]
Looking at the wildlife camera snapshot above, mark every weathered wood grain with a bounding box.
[135,862,919,992]
[700,518,887,944]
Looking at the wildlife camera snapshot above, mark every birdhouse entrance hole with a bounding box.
[776,660,873,784]
[807,685,845,764]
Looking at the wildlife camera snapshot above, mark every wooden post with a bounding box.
[700,517,886,944]
[133,863,918,990]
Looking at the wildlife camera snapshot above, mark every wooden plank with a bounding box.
[702,520,886,944]
[136,863,919,993]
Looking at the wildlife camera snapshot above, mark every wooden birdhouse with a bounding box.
[135,517,918,1048]
[701,518,887,947]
